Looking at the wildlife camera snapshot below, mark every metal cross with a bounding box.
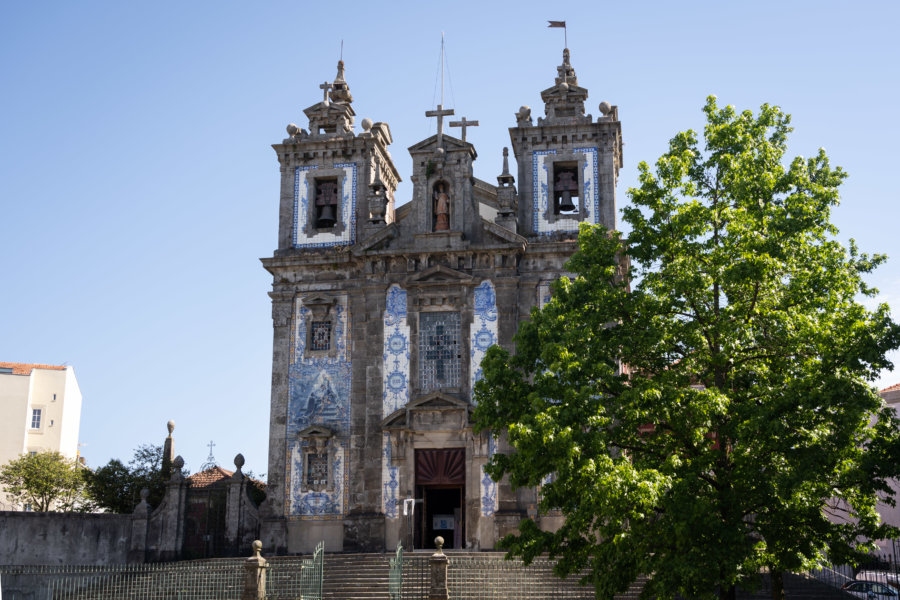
[207,440,216,456]
[449,117,479,143]
[319,81,332,104]
[425,103,454,148]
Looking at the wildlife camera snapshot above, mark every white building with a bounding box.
[0,362,83,510]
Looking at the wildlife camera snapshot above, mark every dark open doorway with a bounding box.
[416,485,464,549]
[414,448,465,549]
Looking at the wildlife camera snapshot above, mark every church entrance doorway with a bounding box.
[414,448,465,550]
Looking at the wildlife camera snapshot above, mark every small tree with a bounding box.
[86,444,189,513]
[0,451,87,511]
[474,97,900,600]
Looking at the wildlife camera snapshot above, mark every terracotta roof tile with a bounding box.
[881,382,900,394]
[0,362,67,376]
[187,466,234,488]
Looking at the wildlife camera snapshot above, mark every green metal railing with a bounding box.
[446,555,599,600]
[0,554,317,600]
[298,540,324,600]
[388,542,403,600]
[1,560,244,600]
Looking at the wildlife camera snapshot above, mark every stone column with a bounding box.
[242,540,268,600]
[226,454,247,555]
[429,536,449,600]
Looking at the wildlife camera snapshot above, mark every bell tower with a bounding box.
[273,60,401,252]
[509,48,622,236]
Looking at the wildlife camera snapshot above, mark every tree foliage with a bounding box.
[474,97,900,600]
[0,451,87,511]
[86,444,182,513]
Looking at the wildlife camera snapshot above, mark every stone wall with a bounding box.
[0,511,132,565]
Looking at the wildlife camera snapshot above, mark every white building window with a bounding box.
[31,409,42,430]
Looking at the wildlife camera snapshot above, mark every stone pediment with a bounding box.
[381,392,473,430]
[540,83,588,101]
[404,265,473,286]
[352,223,398,255]
[296,425,334,439]
[303,101,356,120]
[407,134,474,155]
[482,219,527,246]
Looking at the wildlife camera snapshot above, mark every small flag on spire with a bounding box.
[547,20,566,27]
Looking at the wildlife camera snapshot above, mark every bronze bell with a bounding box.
[316,204,336,228]
[555,169,578,213]
[558,191,577,213]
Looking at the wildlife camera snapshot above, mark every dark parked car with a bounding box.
[841,580,900,599]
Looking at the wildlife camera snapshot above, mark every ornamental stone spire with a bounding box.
[329,60,353,104]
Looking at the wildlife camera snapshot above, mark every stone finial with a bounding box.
[244,541,267,600]
[434,536,444,554]
[234,453,245,472]
[497,147,515,189]
[330,60,353,104]
[515,105,532,126]
[167,420,175,436]
[172,455,184,476]
[599,101,612,116]
[554,48,577,86]
[361,117,373,132]
[132,486,152,517]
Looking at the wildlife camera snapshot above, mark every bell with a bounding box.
[316,204,336,228]
[558,191,577,213]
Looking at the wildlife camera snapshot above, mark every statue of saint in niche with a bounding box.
[433,182,450,231]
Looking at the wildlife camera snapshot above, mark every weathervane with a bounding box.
[548,20,567,48]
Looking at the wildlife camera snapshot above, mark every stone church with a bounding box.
[259,49,622,554]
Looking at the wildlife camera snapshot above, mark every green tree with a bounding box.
[474,97,900,600]
[0,451,87,511]
[86,444,183,512]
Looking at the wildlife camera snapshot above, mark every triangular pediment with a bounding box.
[352,223,398,256]
[540,83,588,101]
[297,425,334,438]
[404,264,473,285]
[303,101,356,119]
[407,134,475,156]
[409,391,472,411]
[380,392,473,429]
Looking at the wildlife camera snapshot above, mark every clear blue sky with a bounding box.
[2,1,898,475]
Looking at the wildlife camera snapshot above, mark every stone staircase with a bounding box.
[322,552,393,600]
[317,552,854,600]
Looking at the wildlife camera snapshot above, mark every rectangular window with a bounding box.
[553,163,580,214]
[30,409,41,430]
[313,178,339,229]
[306,453,329,487]
[309,320,333,352]
[419,312,462,390]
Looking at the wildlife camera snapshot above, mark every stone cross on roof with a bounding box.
[319,81,333,104]
[425,103,454,148]
[449,117,478,143]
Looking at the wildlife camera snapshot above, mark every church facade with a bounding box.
[259,50,622,553]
